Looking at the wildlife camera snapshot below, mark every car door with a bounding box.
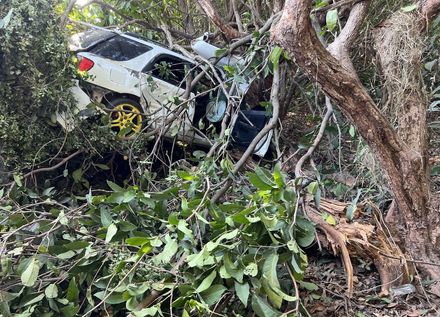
[140,54,195,138]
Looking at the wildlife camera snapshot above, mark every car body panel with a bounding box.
[67,27,273,155]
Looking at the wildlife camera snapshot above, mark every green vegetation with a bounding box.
[0,0,439,316]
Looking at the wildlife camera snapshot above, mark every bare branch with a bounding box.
[60,0,77,28]
[197,0,245,40]
[210,65,281,204]
[312,0,363,13]
[327,3,368,75]
[295,98,333,178]
[23,150,83,180]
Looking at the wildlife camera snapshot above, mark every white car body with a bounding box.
[68,26,272,155]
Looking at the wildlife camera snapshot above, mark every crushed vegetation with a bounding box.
[1,0,440,316]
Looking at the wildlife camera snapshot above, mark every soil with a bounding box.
[302,252,440,317]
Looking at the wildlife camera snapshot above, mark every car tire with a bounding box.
[107,97,144,137]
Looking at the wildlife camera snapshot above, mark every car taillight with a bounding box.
[78,57,94,71]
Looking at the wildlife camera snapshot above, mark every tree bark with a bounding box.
[272,0,440,292]
[197,0,245,40]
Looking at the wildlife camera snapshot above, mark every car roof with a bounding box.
[70,28,194,64]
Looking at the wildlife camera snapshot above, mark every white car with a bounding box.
[67,27,272,155]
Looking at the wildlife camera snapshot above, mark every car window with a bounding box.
[69,29,117,52]
[143,55,193,88]
[89,35,151,61]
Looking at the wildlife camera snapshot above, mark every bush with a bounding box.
[0,0,75,170]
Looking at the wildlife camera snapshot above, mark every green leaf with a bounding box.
[133,306,158,317]
[401,4,417,12]
[127,283,150,297]
[45,284,58,299]
[58,210,69,226]
[100,208,113,227]
[72,168,83,183]
[251,294,281,317]
[323,213,336,226]
[177,170,193,181]
[63,241,89,250]
[21,293,44,307]
[244,262,258,277]
[59,304,79,317]
[119,221,137,232]
[94,291,125,304]
[182,309,190,317]
[262,252,282,309]
[269,46,283,69]
[56,251,76,260]
[299,281,319,291]
[187,247,214,268]
[234,281,250,307]
[307,181,319,195]
[200,284,227,306]
[94,163,110,170]
[326,9,338,31]
[67,277,79,302]
[248,173,273,191]
[287,240,299,253]
[349,125,356,137]
[153,235,178,264]
[126,237,150,246]
[431,165,440,176]
[273,164,285,188]
[106,223,118,243]
[215,48,227,57]
[0,9,13,29]
[196,270,217,293]
[107,180,123,192]
[224,253,243,283]
[346,189,361,221]
[177,220,194,240]
[21,258,39,287]
[13,174,22,187]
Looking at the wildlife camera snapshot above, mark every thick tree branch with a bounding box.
[326,3,368,75]
[420,0,440,20]
[272,0,440,292]
[197,0,245,40]
[271,1,420,216]
[60,0,77,28]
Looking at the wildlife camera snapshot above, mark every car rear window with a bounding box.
[89,35,152,61]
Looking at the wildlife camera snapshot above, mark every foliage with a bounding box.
[0,0,75,170]
[0,161,314,316]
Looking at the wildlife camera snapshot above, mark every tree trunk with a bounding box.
[272,0,440,293]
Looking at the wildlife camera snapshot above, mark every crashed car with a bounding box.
[66,27,272,156]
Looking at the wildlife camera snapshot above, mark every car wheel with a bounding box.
[107,98,143,137]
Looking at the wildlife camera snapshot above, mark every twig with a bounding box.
[295,98,333,178]
[23,150,83,180]
[126,254,187,317]
[312,0,364,13]
[210,62,281,204]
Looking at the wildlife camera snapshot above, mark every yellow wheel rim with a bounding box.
[110,103,142,136]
